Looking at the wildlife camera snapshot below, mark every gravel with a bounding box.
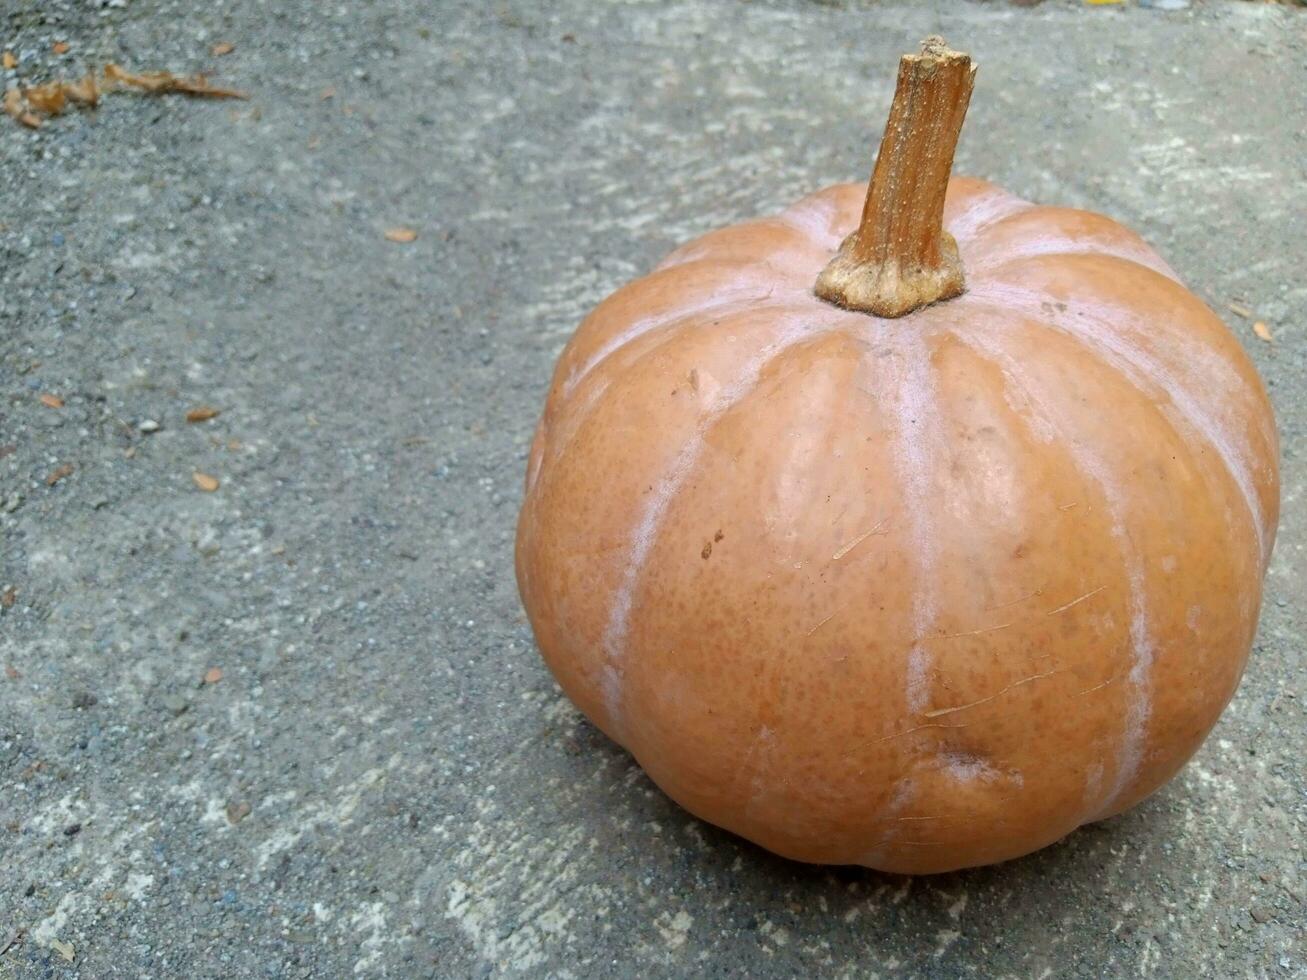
[1,0,1304,977]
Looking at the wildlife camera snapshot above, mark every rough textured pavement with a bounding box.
[2,1,1304,976]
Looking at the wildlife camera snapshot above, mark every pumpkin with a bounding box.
[515,38,1279,873]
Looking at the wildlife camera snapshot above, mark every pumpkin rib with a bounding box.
[948,319,1157,821]
[942,182,1036,244]
[597,314,846,741]
[982,253,1278,487]
[542,301,828,481]
[842,325,950,863]
[776,183,866,250]
[968,283,1269,568]
[965,206,1181,283]
[560,275,808,399]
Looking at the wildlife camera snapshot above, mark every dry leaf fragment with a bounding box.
[1,587,15,608]
[226,800,252,824]
[49,938,75,963]
[4,664,18,680]
[39,393,64,408]
[2,52,15,70]
[63,73,100,107]
[104,63,247,99]
[186,405,221,423]
[204,666,224,684]
[1253,321,1273,342]
[3,88,21,117]
[319,86,336,101]
[46,463,74,486]
[24,83,66,116]
[193,472,220,492]
[211,42,235,57]
[53,42,70,55]
[385,227,418,243]
[1227,301,1253,318]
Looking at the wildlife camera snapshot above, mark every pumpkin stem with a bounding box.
[815,37,976,318]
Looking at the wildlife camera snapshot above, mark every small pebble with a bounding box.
[139,419,161,433]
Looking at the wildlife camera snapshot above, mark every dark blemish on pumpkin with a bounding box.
[701,540,712,560]
[688,368,700,393]
[714,529,724,542]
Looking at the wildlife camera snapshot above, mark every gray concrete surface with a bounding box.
[1,0,1304,976]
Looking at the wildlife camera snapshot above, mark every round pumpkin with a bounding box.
[515,39,1279,873]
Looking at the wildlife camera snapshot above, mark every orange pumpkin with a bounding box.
[515,39,1279,873]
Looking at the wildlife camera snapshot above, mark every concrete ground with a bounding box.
[1,0,1303,976]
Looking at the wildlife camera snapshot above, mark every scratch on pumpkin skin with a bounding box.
[920,668,1064,719]
[937,622,1012,639]
[1074,675,1121,697]
[806,608,841,636]
[831,518,890,560]
[1046,585,1107,617]
[864,721,970,747]
[985,587,1043,612]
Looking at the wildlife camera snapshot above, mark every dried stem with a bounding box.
[815,37,976,318]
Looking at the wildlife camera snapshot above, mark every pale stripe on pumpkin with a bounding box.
[971,282,1268,567]
[945,187,1034,243]
[562,274,794,397]
[969,232,1180,283]
[953,323,1156,819]
[861,327,946,715]
[598,315,836,733]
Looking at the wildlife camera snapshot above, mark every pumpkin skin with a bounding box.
[515,177,1280,874]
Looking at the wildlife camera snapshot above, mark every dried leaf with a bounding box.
[204,666,224,684]
[1253,321,1273,342]
[104,63,248,100]
[64,73,100,107]
[24,83,67,116]
[49,938,75,963]
[1,587,15,608]
[211,42,235,57]
[17,111,41,128]
[226,800,251,824]
[3,665,17,680]
[1227,301,1253,319]
[3,87,24,119]
[46,463,74,486]
[186,405,220,423]
[319,86,336,101]
[193,471,220,492]
[39,393,65,408]
[385,227,418,243]
[1,52,15,70]
[52,42,70,55]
